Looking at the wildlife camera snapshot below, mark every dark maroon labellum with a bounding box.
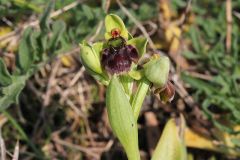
[101,37,139,74]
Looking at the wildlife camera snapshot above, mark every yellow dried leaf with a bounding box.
[60,55,74,67]
[185,127,240,157]
[185,127,215,150]
[165,25,181,42]
[0,27,11,36]
[159,2,172,22]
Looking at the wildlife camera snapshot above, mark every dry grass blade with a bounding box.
[226,0,232,53]
[12,141,19,160]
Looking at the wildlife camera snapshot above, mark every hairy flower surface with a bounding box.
[101,37,139,74]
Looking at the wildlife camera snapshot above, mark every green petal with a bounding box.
[127,37,148,58]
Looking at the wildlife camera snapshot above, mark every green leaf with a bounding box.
[181,72,218,95]
[49,20,66,53]
[82,5,94,20]
[151,117,187,160]
[0,76,27,111]
[106,76,140,160]
[104,14,128,40]
[0,58,12,86]
[16,28,34,73]
[127,37,148,58]
[39,0,55,31]
[189,27,201,53]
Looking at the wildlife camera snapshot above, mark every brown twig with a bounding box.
[226,0,232,53]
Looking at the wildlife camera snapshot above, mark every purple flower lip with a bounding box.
[101,37,139,74]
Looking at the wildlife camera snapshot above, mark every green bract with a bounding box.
[79,42,102,74]
[104,14,128,40]
[143,56,170,88]
[106,76,140,160]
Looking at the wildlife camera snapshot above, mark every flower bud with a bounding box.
[79,43,102,74]
[106,76,140,160]
[143,55,170,88]
[159,81,175,103]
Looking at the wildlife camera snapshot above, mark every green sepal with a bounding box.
[79,42,103,74]
[104,14,128,40]
[92,42,104,58]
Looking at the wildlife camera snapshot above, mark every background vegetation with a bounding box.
[0,0,240,159]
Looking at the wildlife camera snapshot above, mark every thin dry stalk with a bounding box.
[226,0,232,53]
[12,141,19,160]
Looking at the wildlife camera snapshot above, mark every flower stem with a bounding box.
[131,78,150,121]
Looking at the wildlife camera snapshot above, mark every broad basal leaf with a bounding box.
[0,76,27,111]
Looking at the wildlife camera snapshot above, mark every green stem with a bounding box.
[131,78,150,121]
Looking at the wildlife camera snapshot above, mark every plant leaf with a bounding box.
[151,117,187,160]
[49,20,66,53]
[106,76,140,160]
[39,0,55,31]
[16,28,34,73]
[104,14,128,40]
[0,58,12,87]
[0,76,27,111]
